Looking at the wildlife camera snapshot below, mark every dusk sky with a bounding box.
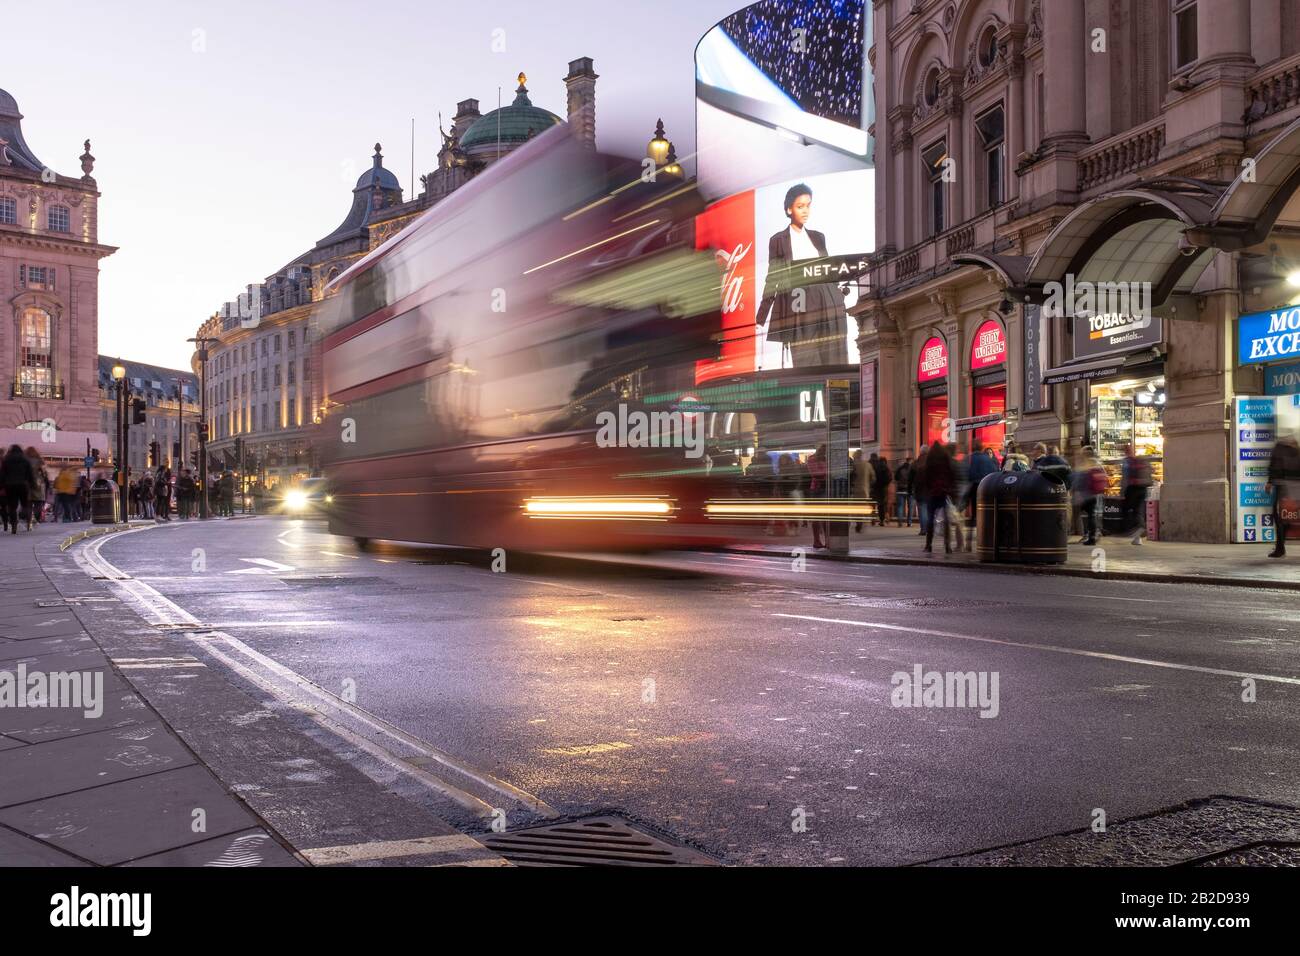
[10,0,746,370]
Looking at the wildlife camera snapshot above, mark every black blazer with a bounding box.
[761,227,829,342]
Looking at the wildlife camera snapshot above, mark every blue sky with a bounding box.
[11,0,746,368]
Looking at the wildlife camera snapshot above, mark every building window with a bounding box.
[303,356,311,379]
[19,265,54,290]
[1173,0,1198,71]
[274,401,282,428]
[261,368,268,390]
[287,363,296,385]
[923,67,942,107]
[975,105,1005,211]
[288,329,296,349]
[261,338,268,356]
[978,26,999,68]
[274,334,281,353]
[18,308,54,391]
[922,140,948,237]
[274,365,281,386]
[0,197,15,225]
[47,205,70,233]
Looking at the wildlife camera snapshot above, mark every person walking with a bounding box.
[53,465,80,522]
[1,444,34,534]
[966,440,998,550]
[1075,446,1107,546]
[139,473,155,520]
[1266,433,1300,557]
[1120,444,1152,545]
[1001,440,1031,472]
[894,457,914,526]
[913,444,931,536]
[77,473,90,521]
[923,442,956,554]
[176,469,196,519]
[872,454,892,528]
[24,447,47,527]
[219,470,236,517]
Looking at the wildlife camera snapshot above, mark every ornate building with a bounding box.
[0,87,115,465]
[194,58,601,487]
[858,0,1300,542]
[96,357,199,474]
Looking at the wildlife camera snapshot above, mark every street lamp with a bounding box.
[647,119,670,168]
[111,360,127,520]
[188,335,219,519]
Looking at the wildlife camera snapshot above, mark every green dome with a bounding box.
[460,78,562,152]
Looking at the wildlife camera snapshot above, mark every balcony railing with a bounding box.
[12,381,64,400]
[1077,119,1166,192]
[1246,52,1300,125]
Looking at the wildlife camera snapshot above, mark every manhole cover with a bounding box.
[482,815,717,867]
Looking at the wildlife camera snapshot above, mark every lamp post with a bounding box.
[111,360,127,521]
[188,335,219,519]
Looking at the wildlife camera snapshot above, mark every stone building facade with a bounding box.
[858,0,1300,542]
[0,87,115,463]
[96,357,199,474]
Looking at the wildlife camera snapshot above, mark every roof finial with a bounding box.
[373,143,383,167]
[517,72,527,91]
[80,139,95,179]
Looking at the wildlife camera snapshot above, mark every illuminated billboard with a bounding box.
[696,0,873,198]
[694,169,873,385]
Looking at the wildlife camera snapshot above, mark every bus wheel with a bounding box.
[353,537,371,552]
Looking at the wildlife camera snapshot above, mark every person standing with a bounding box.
[1266,434,1300,558]
[24,447,47,528]
[807,445,828,549]
[894,457,914,527]
[219,470,236,517]
[53,466,79,522]
[923,442,956,554]
[1120,444,1152,545]
[872,454,892,528]
[177,469,196,519]
[1,445,34,534]
[155,467,173,521]
[913,445,930,536]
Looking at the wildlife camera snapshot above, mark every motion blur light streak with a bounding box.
[704,498,876,520]
[522,497,676,520]
[522,220,663,274]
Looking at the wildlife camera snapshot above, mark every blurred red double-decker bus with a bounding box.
[314,126,746,552]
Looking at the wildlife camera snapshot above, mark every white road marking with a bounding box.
[773,613,1300,685]
[1063,593,1177,604]
[227,557,296,575]
[75,527,556,820]
[301,834,496,865]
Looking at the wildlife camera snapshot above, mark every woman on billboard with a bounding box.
[760,183,850,368]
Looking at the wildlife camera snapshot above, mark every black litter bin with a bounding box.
[90,478,119,525]
[975,468,1069,564]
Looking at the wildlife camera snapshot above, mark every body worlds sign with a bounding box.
[1240,306,1300,365]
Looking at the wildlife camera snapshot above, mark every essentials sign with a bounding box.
[1239,306,1300,364]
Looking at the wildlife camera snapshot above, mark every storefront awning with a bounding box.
[1040,356,1127,386]
[0,429,111,462]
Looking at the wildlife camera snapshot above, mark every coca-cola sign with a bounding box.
[917,335,948,382]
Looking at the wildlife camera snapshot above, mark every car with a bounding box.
[280,477,332,515]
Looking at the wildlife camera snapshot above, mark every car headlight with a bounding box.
[285,490,308,509]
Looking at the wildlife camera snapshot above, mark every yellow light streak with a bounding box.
[522,496,675,520]
[522,220,661,275]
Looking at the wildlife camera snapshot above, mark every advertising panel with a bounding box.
[1233,395,1300,542]
[694,169,872,384]
[1022,303,1051,413]
[1238,305,1300,365]
[917,336,948,383]
[1071,312,1163,361]
[970,319,1007,370]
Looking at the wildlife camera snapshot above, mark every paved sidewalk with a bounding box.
[719,521,1300,590]
[0,521,301,866]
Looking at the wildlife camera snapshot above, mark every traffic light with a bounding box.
[132,398,147,424]
[198,422,209,443]
[172,441,181,461]
[149,440,161,467]
[190,450,199,468]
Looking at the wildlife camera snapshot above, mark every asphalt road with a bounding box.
[89,515,1300,866]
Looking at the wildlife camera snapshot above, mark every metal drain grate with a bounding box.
[482,815,717,867]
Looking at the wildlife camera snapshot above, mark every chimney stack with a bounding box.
[563,57,598,150]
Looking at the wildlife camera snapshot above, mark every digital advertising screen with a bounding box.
[693,168,873,385]
[696,0,873,199]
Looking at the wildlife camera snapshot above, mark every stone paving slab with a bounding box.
[0,645,109,672]
[0,764,263,866]
[0,734,26,752]
[0,824,90,866]
[0,633,98,662]
[0,721,196,808]
[122,827,300,867]
[0,673,148,744]
[0,617,89,640]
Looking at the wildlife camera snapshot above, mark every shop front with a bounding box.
[1232,306,1300,543]
[916,334,949,449]
[968,319,1007,450]
[1044,312,1166,531]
